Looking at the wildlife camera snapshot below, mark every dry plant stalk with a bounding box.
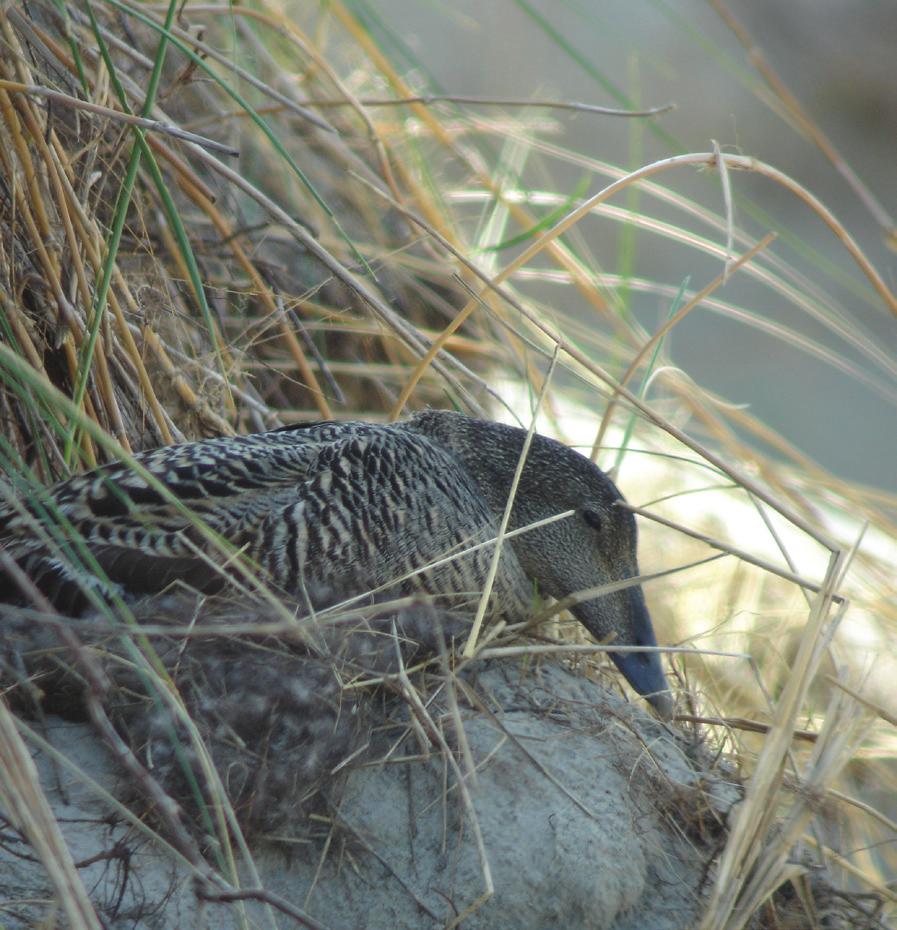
[0,699,102,930]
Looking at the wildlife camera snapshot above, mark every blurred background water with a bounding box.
[364,0,897,491]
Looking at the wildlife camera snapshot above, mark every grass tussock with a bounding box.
[0,2,895,929]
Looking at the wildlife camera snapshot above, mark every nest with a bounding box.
[1,592,470,840]
[1,590,885,930]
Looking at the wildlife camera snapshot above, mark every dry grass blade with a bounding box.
[464,346,559,656]
[395,658,495,927]
[726,684,875,929]
[0,700,102,930]
[697,544,853,930]
[709,0,897,238]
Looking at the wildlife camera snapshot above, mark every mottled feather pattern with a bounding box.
[0,410,672,715]
[0,418,527,617]
[251,427,530,616]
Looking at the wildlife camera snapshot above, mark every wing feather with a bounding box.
[0,424,358,608]
[0,420,530,618]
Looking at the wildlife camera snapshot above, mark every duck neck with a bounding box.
[407,410,537,519]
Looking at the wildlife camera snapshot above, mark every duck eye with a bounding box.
[582,508,603,531]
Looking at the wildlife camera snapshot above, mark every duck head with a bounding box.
[410,411,674,719]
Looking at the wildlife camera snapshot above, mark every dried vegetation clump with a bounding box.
[2,592,469,840]
[0,0,512,473]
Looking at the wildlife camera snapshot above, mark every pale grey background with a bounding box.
[366,0,897,491]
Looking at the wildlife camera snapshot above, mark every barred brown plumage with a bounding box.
[0,410,672,717]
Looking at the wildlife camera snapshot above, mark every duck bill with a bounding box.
[577,584,674,720]
[613,586,673,719]
[610,646,673,720]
